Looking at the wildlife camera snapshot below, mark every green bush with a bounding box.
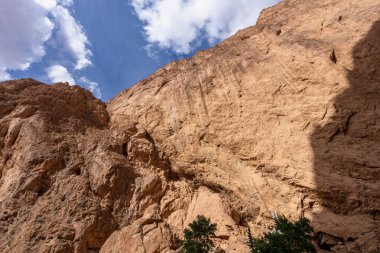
[182,215,217,253]
[248,215,316,253]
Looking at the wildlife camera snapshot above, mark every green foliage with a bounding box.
[248,215,316,253]
[182,215,217,253]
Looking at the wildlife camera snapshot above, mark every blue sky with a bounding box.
[0,0,280,101]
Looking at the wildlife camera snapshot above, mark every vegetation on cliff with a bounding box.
[247,215,316,253]
[181,215,217,253]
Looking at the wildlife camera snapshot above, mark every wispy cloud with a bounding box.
[46,64,75,84]
[131,0,280,54]
[79,77,101,99]
[52,6,92,70]
[58,0,74,6]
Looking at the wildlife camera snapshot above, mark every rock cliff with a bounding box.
[0,0,379,252]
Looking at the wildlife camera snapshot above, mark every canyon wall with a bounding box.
[109,0,380,251]
[0,0,379,252]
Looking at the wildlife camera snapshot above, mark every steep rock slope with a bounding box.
[109,0,380,252]
[0,80,249,252]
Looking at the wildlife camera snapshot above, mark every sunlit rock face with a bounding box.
[109,0,380,251]
[0,80,248,253]
[1,0,379,252]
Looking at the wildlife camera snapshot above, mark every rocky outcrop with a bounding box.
[0,0,379,252]
[0,80,119,252]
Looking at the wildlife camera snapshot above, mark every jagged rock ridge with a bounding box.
[0,0,379,252]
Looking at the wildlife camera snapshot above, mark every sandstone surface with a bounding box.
[0,80,248,252]
[109,0,380,251]
[0,0,379,252]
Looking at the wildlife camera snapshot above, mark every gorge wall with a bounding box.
[0,0,379,252]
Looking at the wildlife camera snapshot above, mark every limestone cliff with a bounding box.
[0,0,379,252]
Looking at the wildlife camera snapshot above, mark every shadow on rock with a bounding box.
[311,20,380,251]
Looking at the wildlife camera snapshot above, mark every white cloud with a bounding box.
[58,0,73,6]
[131,0,281,54]
[0,0,91,81]
[46,64,75,84]
[0,68,11,81]
[52,6,92,69]
[79,77,102,99]
[0,0,54,81]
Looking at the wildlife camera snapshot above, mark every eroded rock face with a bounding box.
[0,80,248,252]
[108,0,380,251]
[0,80,117,252]
[0,0,379,252]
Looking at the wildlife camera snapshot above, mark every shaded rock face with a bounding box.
[0,0,379,253]
[311,20,380,252]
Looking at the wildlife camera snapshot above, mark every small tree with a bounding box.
[248,215,316,253]
[182,215,217,253]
